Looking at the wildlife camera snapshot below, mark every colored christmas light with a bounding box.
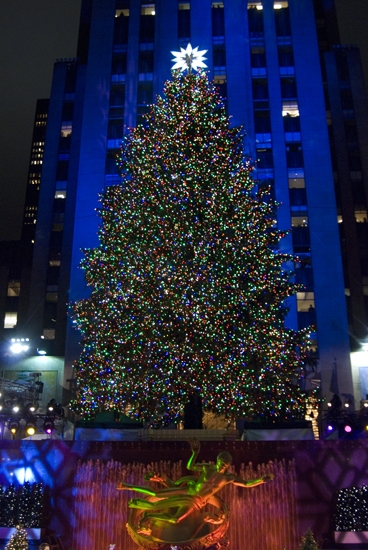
[70,70,312,426]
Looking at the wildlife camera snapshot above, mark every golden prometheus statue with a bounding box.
[117,439,273,550]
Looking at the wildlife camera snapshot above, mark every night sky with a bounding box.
[0,0,367,241]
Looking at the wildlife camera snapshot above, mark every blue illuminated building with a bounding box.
[10,0,368,406]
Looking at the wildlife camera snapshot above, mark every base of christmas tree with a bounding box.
[334,531,368,544]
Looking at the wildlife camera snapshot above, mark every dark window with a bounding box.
[178,6,190,39]
[110,85,126,107]
[340,91,354,111]
[257,149,274,169]
[295,267,314,288]
[114,13,129,44]
[56,161,69,181]
[213,46,226,67]
[140,14,155,43]
[62,102,74,120]
[139,50,154,73]
[137,82,153,105]
[251,51,266,68]
[289,187,307,206]
[283,115,300,132]
[278,45,294,67]
[281,78,297,99]
[292,226,310,252]
[108,120,124,139]
[252,79,269,100]
[349,154,362,171]
[286,144,304,168]
[336,53,350,83]
[255,117,271,133]
[274,7,291,37]
[216,80,227,99]
[112,53,127,74]
[298,309,316,330]
[212,6,224,37]
[105,154,119,175]
[59,134,71,152]
[248,7,264,37]
[65,66,77,93]
[352,180,366,205]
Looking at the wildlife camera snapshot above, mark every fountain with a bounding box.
[71,453,299,550]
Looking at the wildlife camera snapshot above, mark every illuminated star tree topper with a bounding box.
[171,43,207,73]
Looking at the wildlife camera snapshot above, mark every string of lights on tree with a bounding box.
[70,62,313,426]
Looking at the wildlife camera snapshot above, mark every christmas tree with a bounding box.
[5,525,28,550]
[70,66,311,425]
[298,529,320,550]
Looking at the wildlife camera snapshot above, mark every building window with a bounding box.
[248,4,264,38]
[292,226,310,253]
[178,3,190,40]
[7,280,20,297]
[355,209,368,223]
[281,77,297,99]
[248,2,263,10]
[282,100,299,117]
[251,47,266,76]
[137,82,153,106]
[106,153,120,175]
[284,114,300,142]
[289,187,307,207]
[252,79,269,110]
[112,53,127,76]
[295,263,314,288]
[139,50,154,75]
[4,312,17,329]
[43,328,55,339]
[278,45,294,67]
[274,3,291,37]
[114,10,130,44]
[108,121,124,139]
[297,292,315,311]
[56,161,69,181]
[291,215,308,227]
[286,144,303,168]
[61,122,72,137]
[140,8,155,44]
[110,85,126,107]
[256,149,274,169]
[288,168,305,188]
[212,4,224,37]
[46,285,59,303]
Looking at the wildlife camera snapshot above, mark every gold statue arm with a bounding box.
[116,481,156,496]
[232,473,274,488]
[144,472,176,487]
[186,438,202,472]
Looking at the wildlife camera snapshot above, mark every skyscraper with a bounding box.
[13,0,368,406]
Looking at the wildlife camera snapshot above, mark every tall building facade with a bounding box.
[20,0,368,405]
